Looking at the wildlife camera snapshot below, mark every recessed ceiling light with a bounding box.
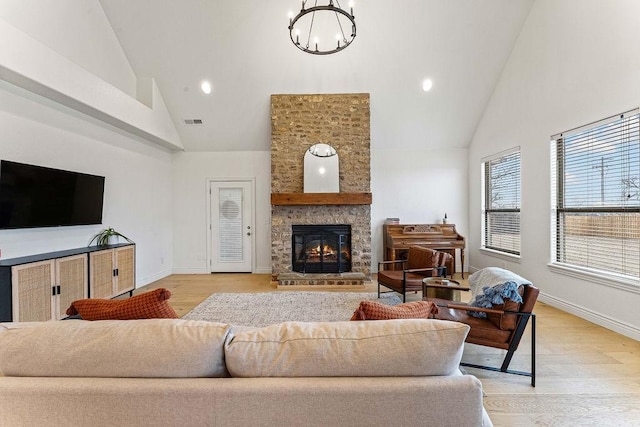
[422,79,433,92]
[200,81,212,95]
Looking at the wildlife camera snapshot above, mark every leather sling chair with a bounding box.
[430,284,539,386]
[377,246,453,302]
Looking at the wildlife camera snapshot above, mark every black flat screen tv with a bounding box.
[0,160,105,229]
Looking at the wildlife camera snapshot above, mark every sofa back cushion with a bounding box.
[0,319,230,378]
[225,319,469,377]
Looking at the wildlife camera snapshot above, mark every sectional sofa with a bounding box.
[0,318,492,426]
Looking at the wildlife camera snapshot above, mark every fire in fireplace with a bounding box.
[292,225,351,273]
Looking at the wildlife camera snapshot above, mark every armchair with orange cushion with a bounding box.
[431,267,539,386]
[377,246,453,302]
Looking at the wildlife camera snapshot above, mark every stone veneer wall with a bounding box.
[271,94,371,276]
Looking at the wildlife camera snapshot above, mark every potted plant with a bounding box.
[88,227,134,246]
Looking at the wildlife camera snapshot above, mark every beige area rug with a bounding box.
[183,291,401,327]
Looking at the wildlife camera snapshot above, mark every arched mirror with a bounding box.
[304,143,339,193]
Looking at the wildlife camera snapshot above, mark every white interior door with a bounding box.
[210,180,253,272]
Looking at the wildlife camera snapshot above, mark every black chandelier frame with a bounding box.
[288,0,356,55]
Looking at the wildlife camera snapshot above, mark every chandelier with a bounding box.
[288,0,356,55]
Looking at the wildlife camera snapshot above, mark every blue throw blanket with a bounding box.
[469,281,523,318]
[467,268,530,318]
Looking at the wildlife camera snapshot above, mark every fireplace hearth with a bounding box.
[292,225,351,273]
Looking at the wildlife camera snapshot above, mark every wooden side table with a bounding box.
[422,278,470,302]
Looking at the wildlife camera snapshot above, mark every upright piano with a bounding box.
[383,223,466,278]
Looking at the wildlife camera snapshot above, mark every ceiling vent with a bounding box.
[183,118,204,125]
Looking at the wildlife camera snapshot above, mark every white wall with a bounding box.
[172,152,271,274]
[468,0,640,339]
[371,148,469,271]
[0,0,174,287]
[171,148,469,277]
[0,0,136,96]
[0,81,173,286]
[0,2,182,151]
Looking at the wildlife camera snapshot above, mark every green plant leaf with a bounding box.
[88,227,134,247]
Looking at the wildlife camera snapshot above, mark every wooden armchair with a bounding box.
[432,284,539,386]
[377,246,452,302]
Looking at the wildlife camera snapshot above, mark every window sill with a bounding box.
[547,263,640,294]
[479,248,521,263]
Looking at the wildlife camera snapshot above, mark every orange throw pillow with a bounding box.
[66,288,178,320]
[350,300,439,321]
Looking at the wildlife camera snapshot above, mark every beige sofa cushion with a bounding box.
[225,319,469,377]
[0,319,230,378]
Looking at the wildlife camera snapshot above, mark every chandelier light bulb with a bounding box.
[422,79,433,92]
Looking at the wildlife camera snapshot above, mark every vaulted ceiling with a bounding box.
[99,0,534,152]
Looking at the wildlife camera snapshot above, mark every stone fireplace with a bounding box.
[271,94,371,285]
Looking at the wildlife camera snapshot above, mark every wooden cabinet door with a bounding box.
[11,260,55,322]
[115,246,135,295]
[56,254,88,319]
[90,250,115,299]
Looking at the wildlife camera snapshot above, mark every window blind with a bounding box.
[551,109,640,279]
[483,150,521,255]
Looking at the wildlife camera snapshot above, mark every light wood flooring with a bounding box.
[140,273,640,427]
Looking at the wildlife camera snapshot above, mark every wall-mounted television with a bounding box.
[0,160,105,229]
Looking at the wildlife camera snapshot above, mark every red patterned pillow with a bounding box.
[350,300,439,321]
[66,288,178,320]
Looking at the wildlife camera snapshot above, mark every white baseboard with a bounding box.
[135,268,172,288]
[173,267,272,274]
[539,293,640,341]
[172,267,210,274]
[467,265,481,274]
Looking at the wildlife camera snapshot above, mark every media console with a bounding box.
[0,243,135,322]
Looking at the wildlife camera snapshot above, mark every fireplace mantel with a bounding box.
[271,193,372,206]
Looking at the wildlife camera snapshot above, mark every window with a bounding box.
[551,109,640,281]
[482,148,521,255]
